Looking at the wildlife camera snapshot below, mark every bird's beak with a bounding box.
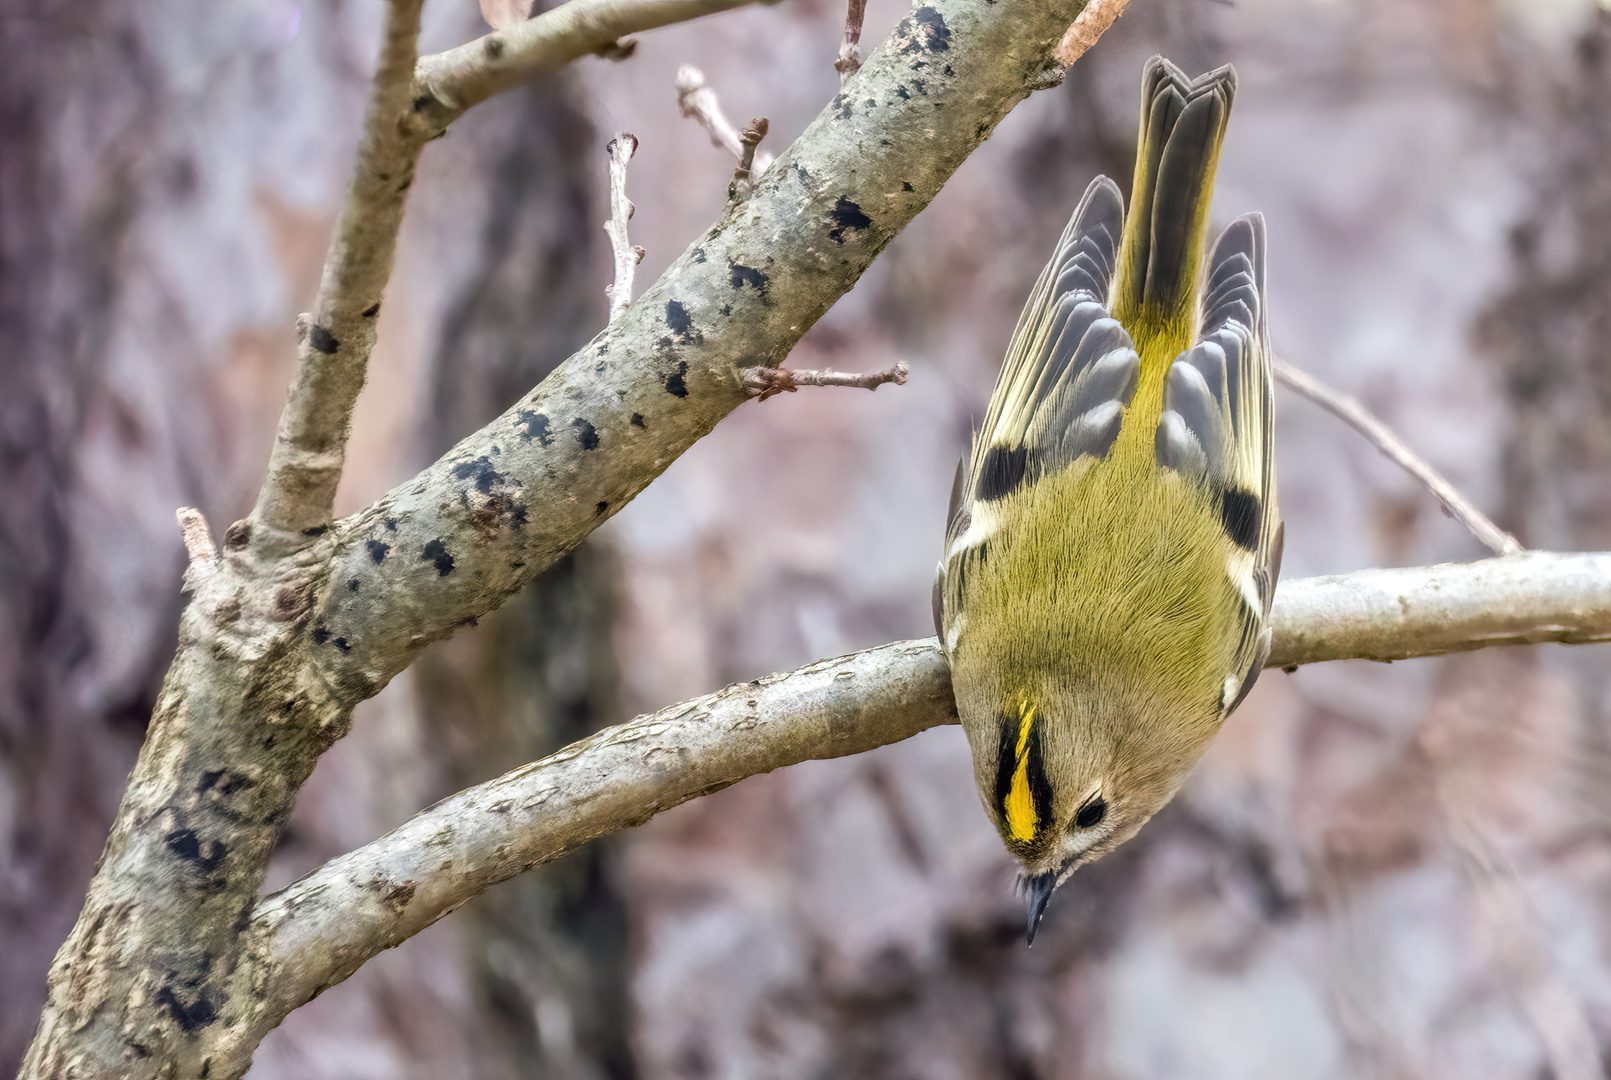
[1024,870,1057,945]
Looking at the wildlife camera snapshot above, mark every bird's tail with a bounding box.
[1111,57,1236,330]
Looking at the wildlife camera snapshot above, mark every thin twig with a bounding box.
[729,118,769,199]
[418,0,763,118]
[834,0,868,82]
[1054,0,1132,65]
[249,0,427,550]
[675,65,774,176]
[743,360,909,401]
[255,552,1611,1020]
[603,133,642,322]
[176,507,218,566]
[1275,358,1523,556]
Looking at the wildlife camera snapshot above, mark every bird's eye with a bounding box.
[1074,796,1106,829]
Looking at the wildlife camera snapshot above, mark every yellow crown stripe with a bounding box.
[1003,703,1039,842]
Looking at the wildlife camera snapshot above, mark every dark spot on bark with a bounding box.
[367,539,390,563]
[333,636,351,653]
[729,262,770,297]
[897,85,910,99]
[631,412,645,428]
[828,197,872,243]
[380,880,416,913]
[903,7,951,53]
[692,247,707,263]
[223,520,250,549]
[422,539,454,576]
[484,34,504,58]
[308,325,338,354]
[912,79,927,95]
[792,162,815,186]
[596,501,609,515]
[666,299,701,343]
[311,624,330,645]
[196,770,249,796]
[864,98,876,110]
[517,410,552,445]
[165,828,225,872]
[412,94,433,112]
[451,455,506,494]
[346,577,360,592]
[833,93,853,119]
[573,418,599,449]
[362,302,380,318]
[156,985,217,1033]
[300,523,328,537]
[902,181,914,192]
[126,1039,152,1058]
[944,64,954,75]
[665,361,689,398]
[201,1060,212,1079]
[384,517,397,531]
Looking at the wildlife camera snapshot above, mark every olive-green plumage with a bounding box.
[934,57,1282,941]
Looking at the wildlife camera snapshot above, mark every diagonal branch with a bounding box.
[251,551,1611,1029]
[297,0,1088,711]
[1276,358,1523,557]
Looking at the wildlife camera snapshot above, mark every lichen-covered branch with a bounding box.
[249,0,427,548]
[243,639,953,1052]
[250,551,1611,1026]
[295,0,1086,710]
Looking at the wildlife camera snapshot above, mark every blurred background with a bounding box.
[5,0,1611,1075]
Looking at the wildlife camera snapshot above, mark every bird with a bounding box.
[932,56,1282,944]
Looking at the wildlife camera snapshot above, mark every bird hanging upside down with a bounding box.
[934,56,1284,943]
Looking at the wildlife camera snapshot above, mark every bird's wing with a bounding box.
[1153,212,1282,710]
[934,177,1138,645]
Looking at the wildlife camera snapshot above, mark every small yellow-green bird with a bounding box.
[934,57,1282,942]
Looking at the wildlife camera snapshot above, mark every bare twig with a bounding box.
[176,507,218,566]
[729,117,769,199]
[418,0,763,118]
[1054,0,1132,65]
[603,133,642,322]
[1275,358,1523,556]
[254,551,1611,1021]
[834,0,869,82]
[743,360,909,401]
[249,0,427,551]
[675,65,774,176]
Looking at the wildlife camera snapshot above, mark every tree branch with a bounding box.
[295,0,1085,714]
[675,64,775,176]
[418,0,764,120]
[251,551,1611,1029]
[249,0,427,549]
[603,132,642,322]
[1275,358,1523,557]
[1053,0,1130,65]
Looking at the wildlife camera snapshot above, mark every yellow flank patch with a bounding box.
[1003,703,1038,842]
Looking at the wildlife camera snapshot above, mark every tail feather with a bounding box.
[1114,58,1236,324]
